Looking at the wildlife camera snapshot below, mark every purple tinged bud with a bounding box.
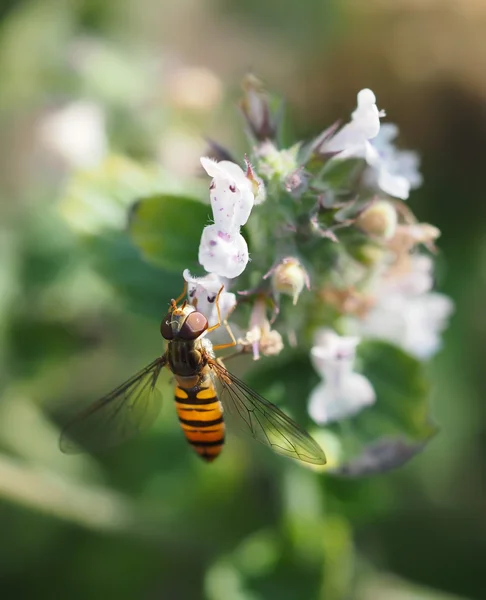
[239,74,279,142]
[284,168,308,197]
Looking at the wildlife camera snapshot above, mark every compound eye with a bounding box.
[178,311,208,341]
[160,313,174,340]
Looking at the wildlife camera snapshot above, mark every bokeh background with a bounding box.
[0,0,484,599]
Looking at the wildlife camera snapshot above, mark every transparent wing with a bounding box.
[60,357,166,454]
[210,361,326,465]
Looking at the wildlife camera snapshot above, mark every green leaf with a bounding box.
[358,341,435,439]
[7,318,91,379]
[315,158,365,193]
[87,234,183,319]
[57,155,206,317]
[242,341,436,477]
[128,194,210,272]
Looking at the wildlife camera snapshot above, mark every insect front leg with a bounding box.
[172,281,188,306]
[208,285,238,352]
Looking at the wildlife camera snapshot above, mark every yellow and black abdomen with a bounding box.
[175,375,225,462]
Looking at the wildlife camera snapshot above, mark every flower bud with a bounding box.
[355,200,397,240]
[268,257,310,305]
[349,243,385,267]
[255,140,300,183]
[239,74,279,142]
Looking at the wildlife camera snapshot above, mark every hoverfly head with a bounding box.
[178,310,208,341]
[160,303,207,341]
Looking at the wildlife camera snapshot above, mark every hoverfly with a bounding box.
[60,286,326,466]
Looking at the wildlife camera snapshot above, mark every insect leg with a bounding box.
[173,281,188,306]
[207,285,238,351]
[206,285,225,334]
[212,321,237,351]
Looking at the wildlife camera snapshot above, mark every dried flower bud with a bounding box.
[355,200,397,240]
[239,74,278,142]
[319,286,374,318]
[387,222,441,262]
[267,257,310,305]
[245,156,266,204]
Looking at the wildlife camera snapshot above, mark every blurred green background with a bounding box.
[0,0,484,599]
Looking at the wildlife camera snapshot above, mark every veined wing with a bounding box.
[60,356,166,454]
[209,361,326,465]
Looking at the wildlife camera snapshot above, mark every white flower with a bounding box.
[368,156,411,200]
[200,156,263,230]
[240,298,284,360]
[357,292,453,360]
[363,123,423,200]
[183,269,236,327]
[370,124,423,189]
[38,101,107,169]
[308,329,376,425]
[383,254,434,296]
[320,90,415,200]
[199,156,264,279]
[198,225,249,279]
[354,255,454,359]
[322,89,384,157]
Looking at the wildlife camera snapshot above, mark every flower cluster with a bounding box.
[318,89,421,200]
[182,77,452,435]
[351,234,453,360]
[183,156,264,331]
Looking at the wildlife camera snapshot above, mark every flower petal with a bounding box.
[182,269,236,327]
[351,88,382,140]
[311,329,360,366]
[210,177,254,231]
[321,121,369,156]
[198,225,249,279]
[201,156,255,231]
[183,269,224,295]
[308,373,375,425]
[317,89,384,161]
[308,328,375,424]
[196,289,237,328]
[201,156,250,188]
[355,290,454,360]
[365,122,422,198]
[376,167,410,200]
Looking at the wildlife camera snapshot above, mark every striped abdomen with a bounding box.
[175,372,225,462]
